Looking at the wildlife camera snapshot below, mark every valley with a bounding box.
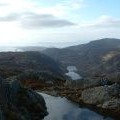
[0,38,120,120]
[0,0,119,119]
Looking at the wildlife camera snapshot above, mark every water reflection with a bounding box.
[40,93,113,120]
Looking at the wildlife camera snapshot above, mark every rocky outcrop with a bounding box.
[0,77,48,120]
[81,83,120,118]
[102,98,120,110]
[5,70,120,119]
[53,81,120,119]
[81,83,120,104]
[65,76,112,89]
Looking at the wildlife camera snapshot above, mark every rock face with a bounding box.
[7,70,65,90]
[60,80,120,119]
[81,83,120,104]
[81,83,120,118]
[102,98,120,110]
[0,77,48,120]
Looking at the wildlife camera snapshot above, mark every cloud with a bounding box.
[81,16,120,28]
[0,0,85,28]
[95,16,120,28]
[0,3,8,6]
[41,0,85,18]
[0,12,75,28]
[0,0,79,28]
[21,13,75,28]
[0,0,85,19]
[0,13,19,21]
[61,0,85,9]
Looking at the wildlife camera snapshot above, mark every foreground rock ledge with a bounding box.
[0,77,48,120]
[81,83,120,119]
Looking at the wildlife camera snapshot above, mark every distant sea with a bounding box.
[0,47,23,52]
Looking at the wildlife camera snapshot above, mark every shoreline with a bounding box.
[36,89,119,120]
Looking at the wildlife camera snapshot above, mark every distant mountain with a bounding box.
[0,52,62,78]
[42,38,120,82]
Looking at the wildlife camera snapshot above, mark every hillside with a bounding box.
[0,51,63,78]
[0,39,119,119]
[42,38,120,83]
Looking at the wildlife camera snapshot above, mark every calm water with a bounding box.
[65,66,82,80]
[0,47,22,52]
[39,93,113,120]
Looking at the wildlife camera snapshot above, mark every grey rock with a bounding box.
[81,83,120,111]
[0,77,48,120]
[81,86,110,105]
[102,99,120,110]
[0,107,5,120]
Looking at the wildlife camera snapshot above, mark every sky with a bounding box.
[0,0,120,47]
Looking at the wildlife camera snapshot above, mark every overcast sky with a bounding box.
[0,0,120,47]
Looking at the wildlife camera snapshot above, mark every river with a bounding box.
[39,93,113,120]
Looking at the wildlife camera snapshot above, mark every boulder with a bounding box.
[102,99,120,110]
[81,86,109,105]
[81,83,120,118]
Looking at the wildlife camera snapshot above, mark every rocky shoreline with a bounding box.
[36,83,120,120]
[6,71,120,120]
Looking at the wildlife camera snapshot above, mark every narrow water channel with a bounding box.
[39,93,113,120]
